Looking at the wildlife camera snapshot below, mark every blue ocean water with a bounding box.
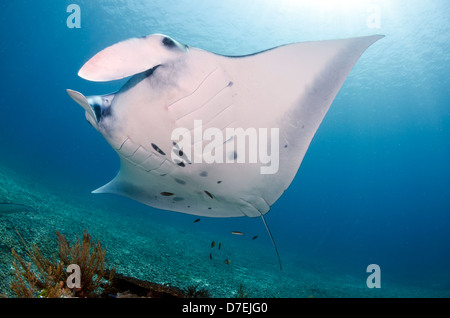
[0,0,449,297]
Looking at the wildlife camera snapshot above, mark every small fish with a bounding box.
[224,258,231,265]
[231,231,244,235]
[211,241,216,248]
[218,243,221,250]
[252,236,258,240]
[193,218,200,223]
[210,253,212,260]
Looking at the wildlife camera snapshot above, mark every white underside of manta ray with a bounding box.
[67,34,383,268]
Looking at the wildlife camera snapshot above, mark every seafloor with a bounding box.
[0,164,448,298]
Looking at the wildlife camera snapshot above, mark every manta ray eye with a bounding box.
[103,98,111,107]
[162,37,176,48]
[161,36,188,51]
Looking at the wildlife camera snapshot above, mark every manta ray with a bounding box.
[67,34,383,269]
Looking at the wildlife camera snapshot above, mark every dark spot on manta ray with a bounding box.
[284,144,288,148]
[228,81,233,87]
[151,143,166,156]
[178,150,184,156]
[177,162,185,167]
[174,178,186,185]
[160,192,174,196]
[302,125,305,129]
[173,197,185,202]
[160,173,167,177]
[217,181,222,184]
[228,151,238,160]
[162,37,176,48]
[208,207,212,210]
[200,171,208,177]
[204,191,214,199]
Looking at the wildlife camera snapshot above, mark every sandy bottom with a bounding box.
[0,165,448,298]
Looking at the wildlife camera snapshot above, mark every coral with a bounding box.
[56,230,115,297]
[235,284,249,298]
[10,230,115,298]
[11,242,66,298]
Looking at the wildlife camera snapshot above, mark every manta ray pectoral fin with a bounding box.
[230,34,385,207]
[91,180,115,194]
[91,160,131,195]
[78,34,188,82]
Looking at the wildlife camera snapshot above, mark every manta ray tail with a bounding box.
[260,214,282,270]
